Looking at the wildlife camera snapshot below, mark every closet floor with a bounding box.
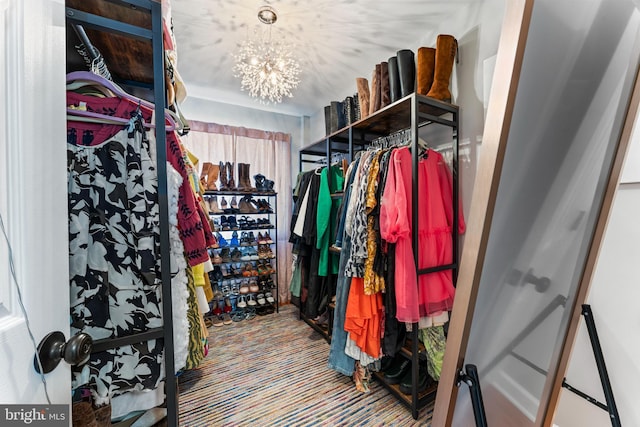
[178,304,432,426]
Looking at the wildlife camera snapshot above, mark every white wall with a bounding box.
[180,95,310,180]
[554,112,640,426]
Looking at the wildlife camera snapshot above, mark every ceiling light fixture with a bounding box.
[233,5,301,104]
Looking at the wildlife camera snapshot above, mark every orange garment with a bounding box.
[343,277,384,359]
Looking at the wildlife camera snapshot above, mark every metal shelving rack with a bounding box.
[204,189,279,311]
[298,92,459,419]
[65,1,178,425]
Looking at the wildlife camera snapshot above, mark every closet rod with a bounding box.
[91,328,164,353]
[72,24,99,61]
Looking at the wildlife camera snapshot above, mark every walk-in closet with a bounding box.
[2,0,640,426]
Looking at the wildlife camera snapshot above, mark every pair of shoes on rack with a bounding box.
[208,196,224,214]
[252,198,273,213]
[258,244,275,259]
[218,161,236,191]
[238,196,259,214]
[219,216,239,231]
[240,231,257,246]
[398,362,432,395]
[238,216,257,229]
[256,232,274,244]
[253,174,275,193]
[215,232,229,247]
[229,231,240,247]
[260,277,276,289]
[237,294,259,309]
[220,196,239,213]
[256,218,272,228]
[256,259,274,275]
[201,162,220,191]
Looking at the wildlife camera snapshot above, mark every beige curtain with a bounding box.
[182,121,293,305]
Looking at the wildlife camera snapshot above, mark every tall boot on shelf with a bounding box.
[356,77,370,119]
[417,47,436,96]
[237,163,247,191]
[369,64,381,115]
[218,161,228,190]
[226,161,236,190]
[200,162,212,191]
[380,61,391,108]
[426,35,458,103]
[388,56,401,102]
[396,49,416,98]
[208,163,220,191]
[243,164,255,191]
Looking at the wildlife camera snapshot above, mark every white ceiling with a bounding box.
[170,0,476,116]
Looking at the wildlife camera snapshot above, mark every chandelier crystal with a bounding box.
[233,6,301,104]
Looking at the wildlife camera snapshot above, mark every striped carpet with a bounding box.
[178,304,432,426]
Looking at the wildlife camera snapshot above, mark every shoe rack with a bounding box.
[204,189,279,314]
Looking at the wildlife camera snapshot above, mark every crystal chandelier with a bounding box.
[233,6,301,104]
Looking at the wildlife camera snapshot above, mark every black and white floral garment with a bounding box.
[67,125,164,405]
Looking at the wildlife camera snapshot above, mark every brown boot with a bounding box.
[356,78,370,119]
[417,47,436,95]
[200,162,212,191]
[218,161,228,190]
[426,35,457,102]
[226,162,236,190]
[208,163,220,191]
[369,64,381,115]
[236,163,246,191]
[242,163,255,191]
[380,61,390,108]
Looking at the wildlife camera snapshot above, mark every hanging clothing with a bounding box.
[316,164,345,277]
[363,150,385,295]
[344,151,375,278]
[343,277,383,360]
[66,92,213,267]
[68,125,164,404]
[379,147,465,322]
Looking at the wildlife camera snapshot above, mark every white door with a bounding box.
[0,0,71,412]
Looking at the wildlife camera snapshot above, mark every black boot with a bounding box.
[396,49,416,98]
[388,56,401,103]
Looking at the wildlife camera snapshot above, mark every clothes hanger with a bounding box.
[66,71,178,131]
[67,106,176,131]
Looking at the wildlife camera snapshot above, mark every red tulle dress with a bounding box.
[380,147,465,323]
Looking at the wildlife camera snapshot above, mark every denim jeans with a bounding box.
[327,234,356,376]
[334,158,359,248]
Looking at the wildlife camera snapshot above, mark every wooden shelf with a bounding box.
[300,93,458,156]
[371,371,438,411]
[400,338,428,362]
